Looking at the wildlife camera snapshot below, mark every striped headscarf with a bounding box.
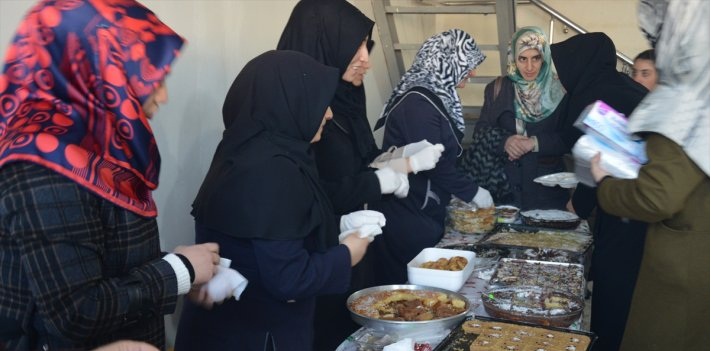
[376,29,485,133]
[507,26,565,123]
[0,0,184,217]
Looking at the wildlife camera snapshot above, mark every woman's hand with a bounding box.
[186,286,216,310]
[504,135,535,160]
[590,153,611,183]
[174,243,220,285]
[341,233,370,266]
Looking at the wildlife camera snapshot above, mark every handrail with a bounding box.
[528,0,633,66]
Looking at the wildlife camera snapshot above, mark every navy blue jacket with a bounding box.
[371,89,477,284]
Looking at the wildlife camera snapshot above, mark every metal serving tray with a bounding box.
[489,258,587,299]
[478,223,593,256]
[434,316,597,351]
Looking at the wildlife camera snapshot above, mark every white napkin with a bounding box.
[203,258,248,303]
[338,224,383,243]
[383,338,414,351]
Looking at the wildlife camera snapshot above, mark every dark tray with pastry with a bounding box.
[520,209,582,229]
[478,224,592,262]
[488,258,587,299]
[434,316,597,351]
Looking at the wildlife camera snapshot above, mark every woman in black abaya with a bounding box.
[174,51,371,351]
[551,33,649,351]
[277,2,443,348]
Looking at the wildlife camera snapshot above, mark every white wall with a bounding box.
[0,0,645,346]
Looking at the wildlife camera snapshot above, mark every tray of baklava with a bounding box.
[478,224,592,258]
[488,258,586,299]
[434,316,596,351]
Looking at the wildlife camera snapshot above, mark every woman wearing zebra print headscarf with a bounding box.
[459,26,568,211]
[370,29,490,284]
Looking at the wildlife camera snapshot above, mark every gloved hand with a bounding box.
[203,258,248,303]
[340,210,386,232]
[392,172,409,198]
[402,140,434,157]
[408,143,445,174]
[374,168,409,197]
[338,224,383,243]
[471,186,494,208]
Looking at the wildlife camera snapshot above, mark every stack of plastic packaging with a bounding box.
[572,100,647,187]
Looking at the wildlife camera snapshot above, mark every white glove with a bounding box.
[392,173,409,198]
[338,224,383,243]
[402,140,434,157]
[374,168,408,197]
[203,258,248,303]
[340,210,386,232]
[408,143,445,174]
[471,186,494,208]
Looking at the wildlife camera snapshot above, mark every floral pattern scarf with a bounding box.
[507,26,565,123]
[0,0,184,217]
[375,29,485,134]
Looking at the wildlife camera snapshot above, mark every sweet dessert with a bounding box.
[481,287,584,328]
[448,198,496,234]
[481,227,592,253]
[489,259,586,298]
[461,319,591,351]
[349,289,467,321]
[420,256,468,271]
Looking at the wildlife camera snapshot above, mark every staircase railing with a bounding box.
[525,0,634,73]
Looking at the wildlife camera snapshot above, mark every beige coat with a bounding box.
[597,134,709,351]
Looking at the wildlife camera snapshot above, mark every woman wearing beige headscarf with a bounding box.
[590,1,709,350]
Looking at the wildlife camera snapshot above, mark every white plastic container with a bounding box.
[407,248,476,292]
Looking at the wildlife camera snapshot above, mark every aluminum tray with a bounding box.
[347,285,470,336]
[434,316,597,351]
[478,224,593,255]
[489,258,587,299]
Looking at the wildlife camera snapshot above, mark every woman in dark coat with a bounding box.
[370,29,490,285]
[460,26,568,210]
[277,2,440,347]
[174,51,372,351]
[551,32,648,351]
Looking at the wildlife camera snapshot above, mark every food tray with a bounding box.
[489,258,586,299]
[481,287,585,328]
[479,224,593,255]
[520,209,581,229]
[434,316,597,351]
[407,247,476,291]
[347,285,470,336]
[446,198,496,234]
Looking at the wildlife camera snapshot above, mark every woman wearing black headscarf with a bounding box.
[277,2,443,347]
[551,33,648,351]
[174,51,374,351]
[279,0,399,213]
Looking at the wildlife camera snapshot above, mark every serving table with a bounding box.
[337,221,591,351]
